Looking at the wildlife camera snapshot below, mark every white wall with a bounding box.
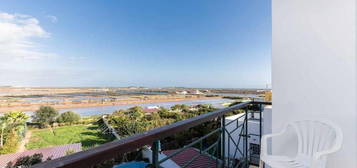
[262,106,272,136]
[225,113,261,159]
[225,108,272,165]
[272,0,357,167]
[142,147,180,168]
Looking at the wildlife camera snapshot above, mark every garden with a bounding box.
[0,106,114,155]
[26,125,113,150]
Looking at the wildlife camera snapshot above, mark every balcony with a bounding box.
[32,101,271,168]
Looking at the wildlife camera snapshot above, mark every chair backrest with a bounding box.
[289,120,342,157]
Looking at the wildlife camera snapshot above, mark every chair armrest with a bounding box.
[314,148,339,160]
[261,125,289,158]
[313,126,343,160]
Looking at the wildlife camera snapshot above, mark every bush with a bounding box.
[32,106,59,128]
[0,111,29,154]
[6,153,52,168]
[265,91,272,101]
[57,111,81,124]
[65,149,76,155]
[171,104,189,112]
[0,132,19,154]
[126,106,145,121]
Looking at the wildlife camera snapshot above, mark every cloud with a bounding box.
[69,56,87,61]
[46,15,57,23]
[0,12,91,87]
[0,12,55,65]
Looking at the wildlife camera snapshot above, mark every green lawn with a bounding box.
[26,125,114,150]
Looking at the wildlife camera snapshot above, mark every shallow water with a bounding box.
[25,98,233,117]
[207,93,261,98]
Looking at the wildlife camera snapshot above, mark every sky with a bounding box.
[0,0,271,88]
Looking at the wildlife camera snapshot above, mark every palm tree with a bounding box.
[0,111,29,147]
[0,119,7,147]
[3,111,29,124]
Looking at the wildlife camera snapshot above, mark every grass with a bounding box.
[26,125,114,150]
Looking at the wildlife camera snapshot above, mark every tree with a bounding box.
[158,107,182,121]
[2,111,28,124]
[126,106,145,121]
[56,111,81,124]
[32,106,59,135]
[108,115,148,136]
[32,106,59,128]
[0,133,19,154]
[158,107,170,117]
[0,119,7,147]
[171,104,189,112]
[0,111,28,147]
[264,91,272,101]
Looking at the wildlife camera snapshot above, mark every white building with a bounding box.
[270,0,357,167]
[176,90,188,95]
[191,90,203,95]
[225,109,272,165]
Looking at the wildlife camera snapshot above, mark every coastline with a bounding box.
[0,96,222,113]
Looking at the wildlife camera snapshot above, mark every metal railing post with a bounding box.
[152,140,160,168]
[259,103,262,145]
[245,107,249,168]
[221,116,226,167]
[259,103,264,168]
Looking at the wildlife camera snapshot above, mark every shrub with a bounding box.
[0,111,28,153]
[6,153,52,168]
[65,149,76,155]
[32,106,59,128]
[126,106,145,121]
[264,91,272,101]
[0,132,19,154]
[171,104,189,112]
[57,111,81,124]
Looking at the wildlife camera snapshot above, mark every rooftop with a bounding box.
[163,147,217,168]
[0,143,81,167]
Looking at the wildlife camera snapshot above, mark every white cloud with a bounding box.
[46,15,57,23]
[0,12,55,65]
[0,12,90,86]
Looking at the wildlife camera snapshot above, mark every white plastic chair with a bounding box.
[260,120,343,168]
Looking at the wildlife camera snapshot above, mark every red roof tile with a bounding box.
[163,147,218,168]
[0,143,81,167]
[143,108,159,113]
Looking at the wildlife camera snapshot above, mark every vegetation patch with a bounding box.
[0,111,28,154]
[26,125,113,150]
[107,104,232,150]
[6,153,51,168]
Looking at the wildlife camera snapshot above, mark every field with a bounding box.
[26,125,114,150]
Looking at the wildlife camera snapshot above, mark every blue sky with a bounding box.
[0,0,271,88]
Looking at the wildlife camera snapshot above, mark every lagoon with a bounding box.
[25,98,233,117]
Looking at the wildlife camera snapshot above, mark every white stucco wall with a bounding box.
[224,108,272,165]
[225,113,260,159]
[272,0,357,167]
[262,106,272,136]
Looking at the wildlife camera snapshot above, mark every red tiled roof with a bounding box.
[163,147,218,168]
[143,108,159,113]
[0,143,81,167]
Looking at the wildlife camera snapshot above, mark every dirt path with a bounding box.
[17,130,32,152]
